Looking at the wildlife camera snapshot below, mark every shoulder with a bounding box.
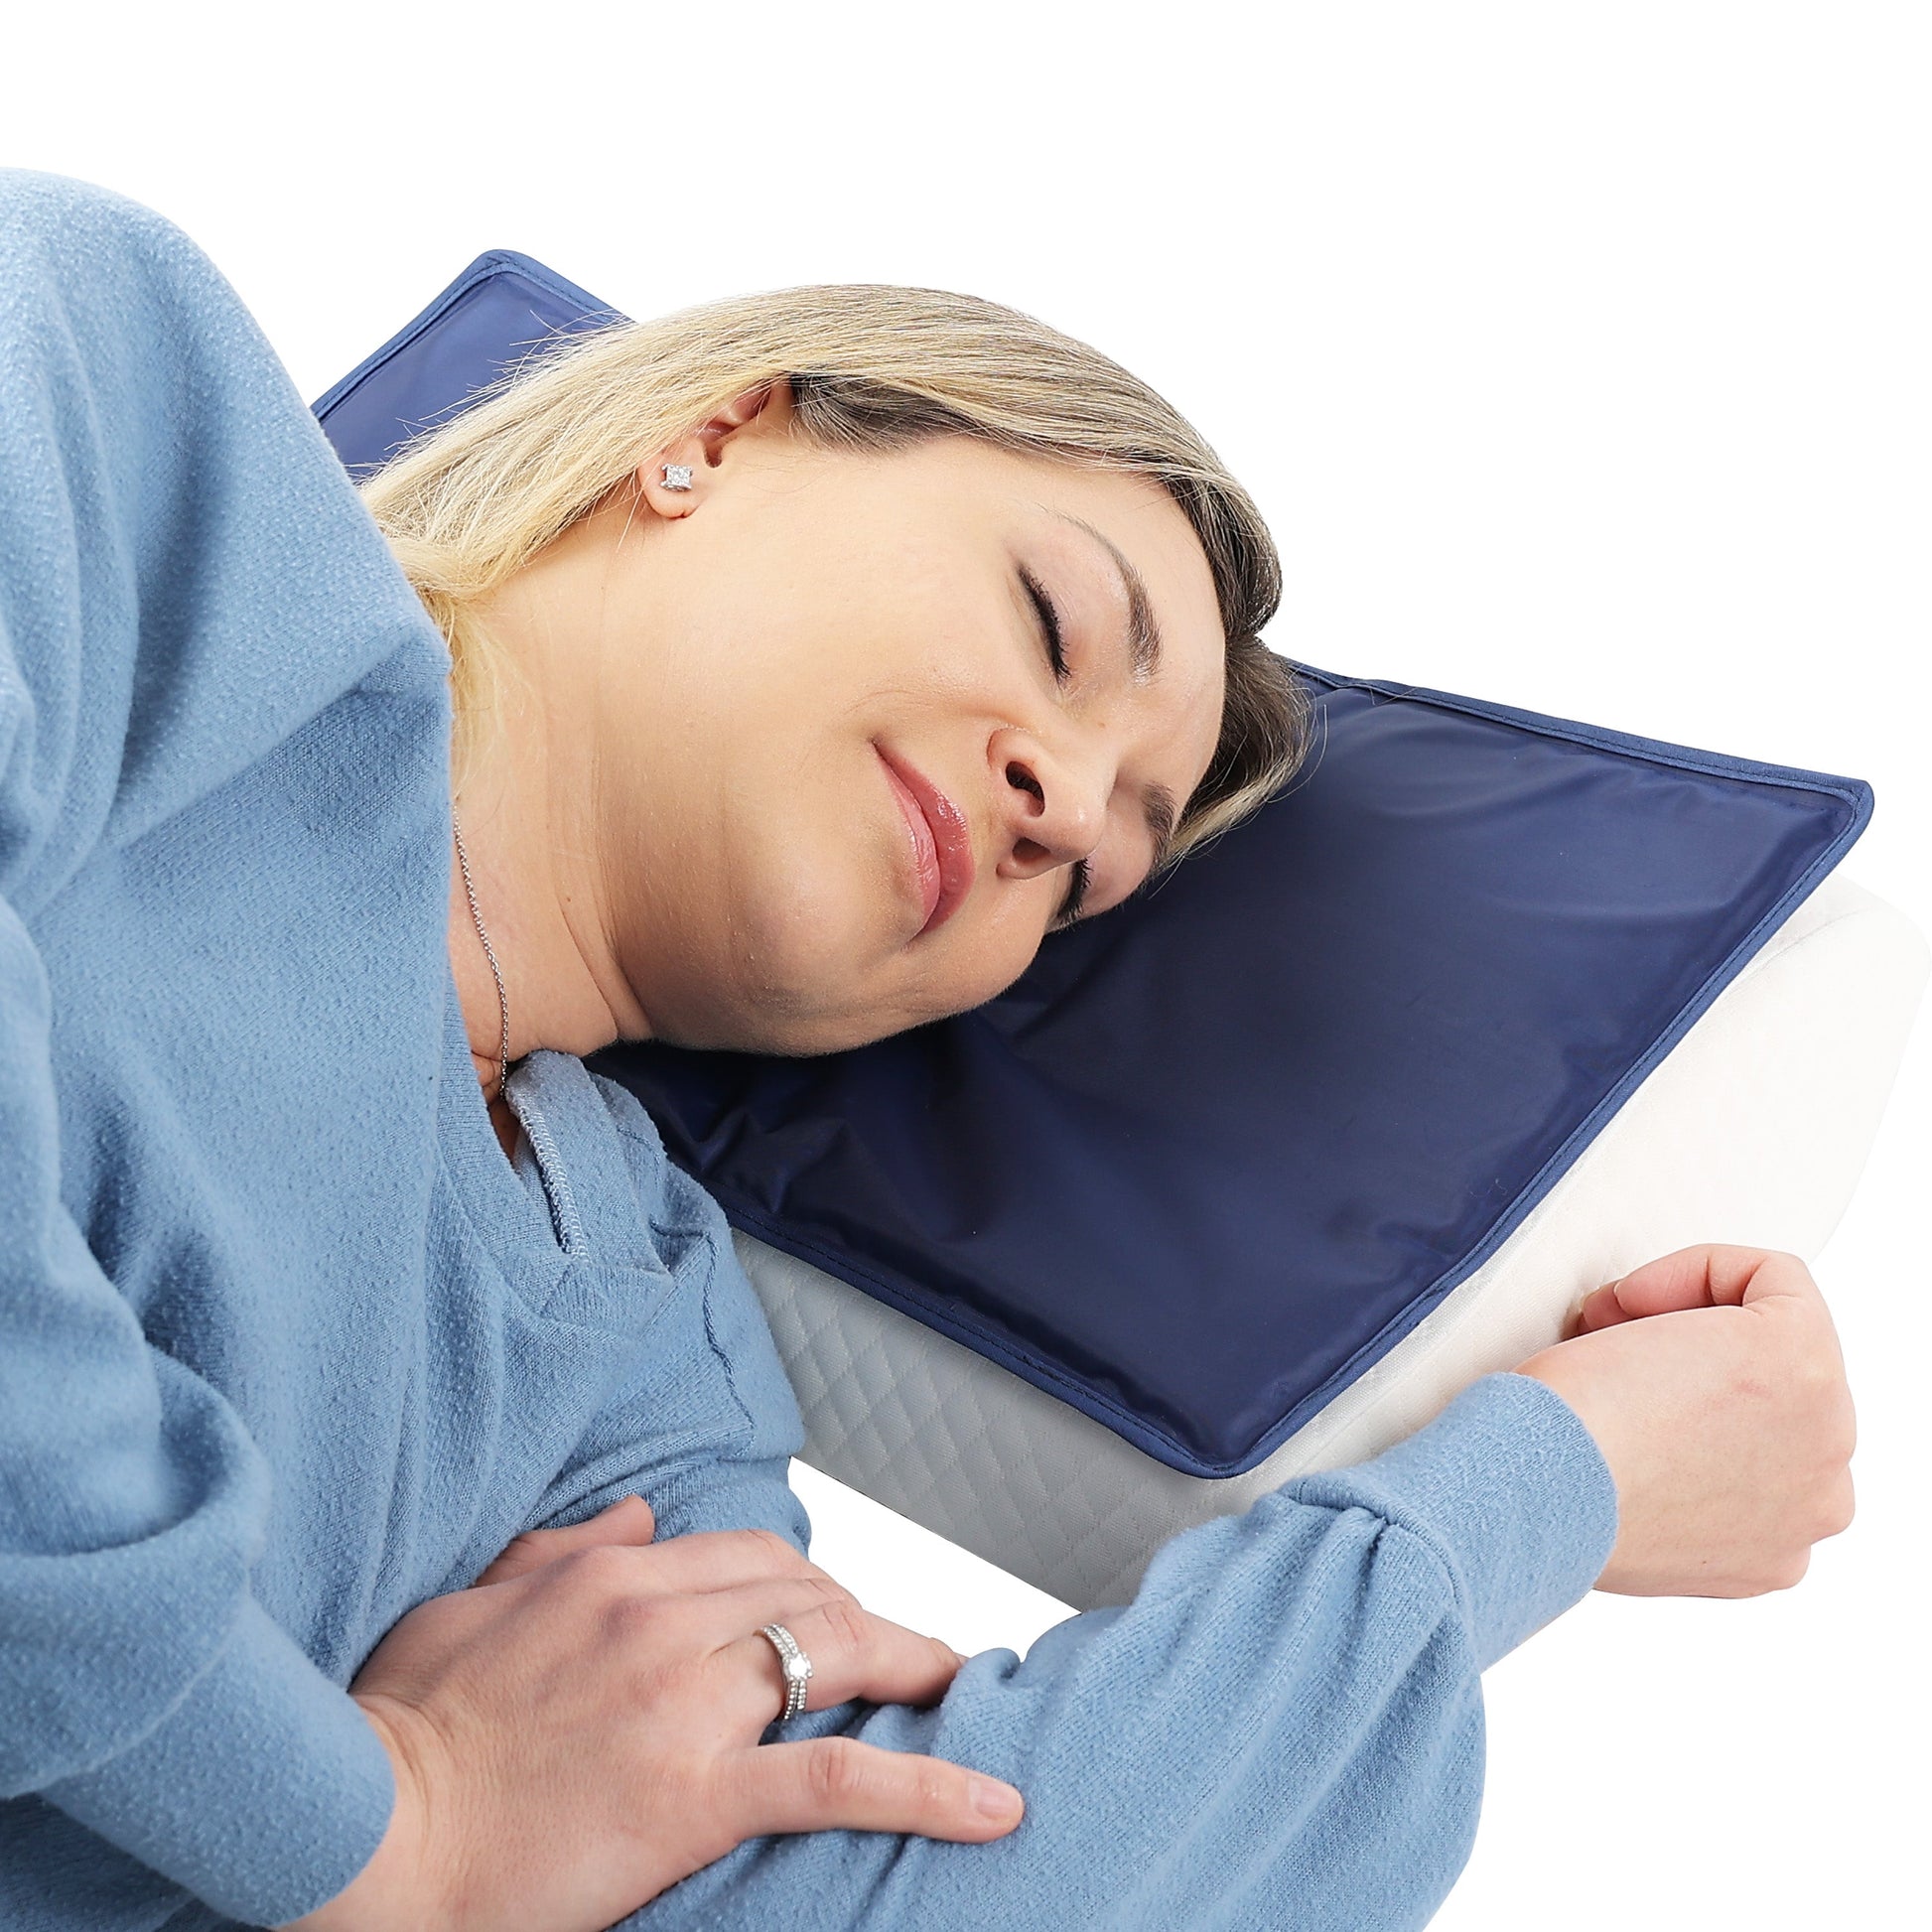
[0,170,447,897]
[0,169,191,266]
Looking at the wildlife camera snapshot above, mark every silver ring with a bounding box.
[759,1621,813,1723]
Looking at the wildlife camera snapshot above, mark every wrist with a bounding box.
[1514,1347,1631,1516]
[280,1700,439,1932]
[1512,1355,1635,1605]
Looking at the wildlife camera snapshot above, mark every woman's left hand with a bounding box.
[1516,1244,1857,1597]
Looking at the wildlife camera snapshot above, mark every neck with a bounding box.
[446,595,652,1098]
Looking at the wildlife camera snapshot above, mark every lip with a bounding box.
[876,744,976,937]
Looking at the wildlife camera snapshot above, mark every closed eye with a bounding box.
[1052,857,1091,928]
[1018,565,1084,924]
[1019,566,1070,684]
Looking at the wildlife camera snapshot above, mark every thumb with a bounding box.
[729,1734,1025,1845]
[473,1492,656,1587]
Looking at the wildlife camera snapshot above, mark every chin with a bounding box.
[646,943,890,1057]
[655,948,968,1056]
[647,886,1021,1055]
[685,881,908,1050]
[652,1000,886,1058]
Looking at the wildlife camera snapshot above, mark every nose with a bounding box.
[994,730,1106,879]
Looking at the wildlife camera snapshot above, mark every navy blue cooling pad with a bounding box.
[315,254,1873,1480]
[312,250,619,477]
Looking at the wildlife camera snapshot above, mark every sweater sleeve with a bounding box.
[538,1081,1615,1929]
[595,1188,1615,1932]
[0,171,401,1925]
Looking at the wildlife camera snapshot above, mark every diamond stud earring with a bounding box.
[661,463,695,491]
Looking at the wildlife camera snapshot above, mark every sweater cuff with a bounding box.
[1285,1371,1618,1670]
[41,1595,394,1925]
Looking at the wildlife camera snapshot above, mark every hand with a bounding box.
[1515,1245,1857,1597]
[285,1495,1023,1932]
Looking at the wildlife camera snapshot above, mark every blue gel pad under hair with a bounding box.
[312,250,615,478]
[316,257,1871,1481]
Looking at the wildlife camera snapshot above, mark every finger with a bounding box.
[719,1598,966,1725]
[693,1571,871,1701]
[1588,1245,1805,1323]
[1734,1249,1829,1312]
[622,1526,830,1597]
[1572,1279,1640,1333]
[475,1493,657,1587]
[502,1525,836,1607]
[725,1734,1025,1844]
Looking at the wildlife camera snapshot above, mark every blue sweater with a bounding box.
[0,171,1619,1932]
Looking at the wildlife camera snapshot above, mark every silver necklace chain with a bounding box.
[451,807,511,1100]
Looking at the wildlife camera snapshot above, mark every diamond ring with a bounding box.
[759,1621,814,1723]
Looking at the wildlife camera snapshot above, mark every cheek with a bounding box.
[730,801,890,983]
[720,511,990,697]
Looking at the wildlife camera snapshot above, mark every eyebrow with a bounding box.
[1060,514,1164,684]
[1140,781,1178,878]
[1053,514,1176,882]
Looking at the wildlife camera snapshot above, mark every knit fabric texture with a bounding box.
[0,170,1617,1932]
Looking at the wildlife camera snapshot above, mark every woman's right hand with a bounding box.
[284,1496,1024,1932]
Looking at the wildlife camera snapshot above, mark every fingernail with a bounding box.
[971,1776,1023,1819]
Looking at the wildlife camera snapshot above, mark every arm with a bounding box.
[0,170,401,1925]
[332,1089,1844,1928]
[499,1080,1611,1929]
[621,1371,1613,1932]
[322,1256,1606,1932]
[619,1239,1853,1929]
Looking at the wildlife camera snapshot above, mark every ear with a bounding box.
[633,378,796,519]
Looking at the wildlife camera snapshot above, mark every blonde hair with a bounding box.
[359,283,1311,877]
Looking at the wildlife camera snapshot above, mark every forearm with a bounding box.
[624,1373,1615,1932]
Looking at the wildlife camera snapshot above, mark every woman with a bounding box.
[0,171,1857,1932]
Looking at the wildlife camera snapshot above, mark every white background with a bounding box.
[12,4,1927,1924]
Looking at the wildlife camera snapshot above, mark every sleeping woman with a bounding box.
[0,170,1859,1932]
